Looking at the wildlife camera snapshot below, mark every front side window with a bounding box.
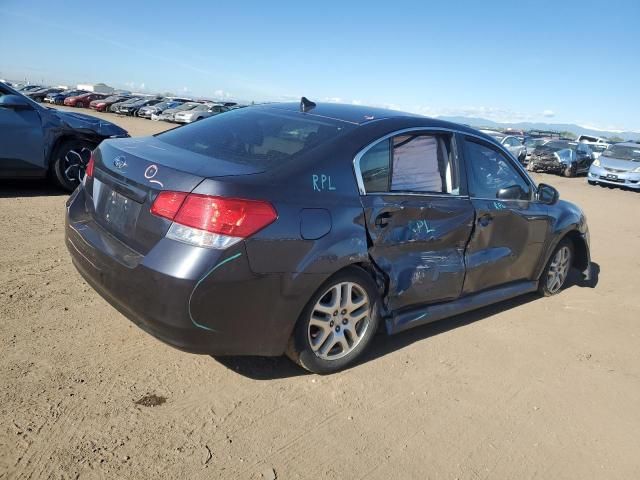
[358,132,460,194]
[464,138,531,200]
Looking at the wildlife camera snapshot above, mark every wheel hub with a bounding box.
[546,246,571,293]
[307,281,371,361]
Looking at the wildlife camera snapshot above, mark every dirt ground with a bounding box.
[1,108,640,480]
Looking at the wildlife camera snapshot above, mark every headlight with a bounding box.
[593,159,601,167]
[632,166,640,173]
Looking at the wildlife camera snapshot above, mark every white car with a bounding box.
[480,130,527,163]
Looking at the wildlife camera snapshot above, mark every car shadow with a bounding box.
[214,262,602,380]
[213,261,601,380]
[212,293,540,380]
[0,179,67,198]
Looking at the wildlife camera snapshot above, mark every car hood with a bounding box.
[598,156,640,171]
[53,109,129,137]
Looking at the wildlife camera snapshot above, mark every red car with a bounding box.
[90,95,130,112]
[64,93,107,108]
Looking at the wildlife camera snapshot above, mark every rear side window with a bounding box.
[158,107,353,167]
[358,132,460,194]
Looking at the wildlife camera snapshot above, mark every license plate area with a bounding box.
[97,186,142,236]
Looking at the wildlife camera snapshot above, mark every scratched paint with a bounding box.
[408,219,436,235]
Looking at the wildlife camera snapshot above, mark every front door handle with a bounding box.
[375,211,393,228]
[478,213,493,227]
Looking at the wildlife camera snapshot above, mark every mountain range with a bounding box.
[437,116,640,141]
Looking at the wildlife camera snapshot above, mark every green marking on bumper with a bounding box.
[188,252,243,332]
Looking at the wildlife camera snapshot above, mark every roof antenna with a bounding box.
[300,97,316,113]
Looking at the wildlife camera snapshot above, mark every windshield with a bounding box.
[174,103,199,111]
[157,107,354,168]
[525,138,545,147]
[603,145,640,161]
[538,140,575,151]
[152,101,177,109]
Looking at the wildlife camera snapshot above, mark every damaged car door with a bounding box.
[356,129,475,311]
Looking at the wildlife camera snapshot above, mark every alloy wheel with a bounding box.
[63,147,93,184]
[308,281,371,360]
[546,246,571,293]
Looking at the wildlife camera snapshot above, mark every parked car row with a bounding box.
[8,83,243,124]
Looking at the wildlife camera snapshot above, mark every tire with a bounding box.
[538,239,573,297]
[563,163,576,177]
[76,102,84,108]
[286,267,381,374]
[50,139,96,191]
[588,180,597,186]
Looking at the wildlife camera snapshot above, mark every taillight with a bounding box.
[85,153,95,178]
[150,191,188,220]
[151,192,277,249]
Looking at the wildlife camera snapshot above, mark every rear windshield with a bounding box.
[157,107,354,167]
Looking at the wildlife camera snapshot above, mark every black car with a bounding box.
[26,87,65,102]
[0,83,129,190]
[527,140,594,177]
[65,99,591,373]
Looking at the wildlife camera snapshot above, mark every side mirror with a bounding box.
[537,183,559,205]
[0,94,34,111]
[496,184,526,200]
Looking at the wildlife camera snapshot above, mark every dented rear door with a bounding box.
[355,130,474,312]
[361,195,474,310]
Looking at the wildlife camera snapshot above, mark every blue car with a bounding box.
[44,89,88,105]
[0,82,129,190]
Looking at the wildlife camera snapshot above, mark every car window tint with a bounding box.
[157,107,353,168]
[464,138,531,199]
[359,139,390,192]
[391,134,459,194]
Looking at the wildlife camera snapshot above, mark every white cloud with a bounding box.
[543,109,555,117]
[324,97,343,103]
[213,89,232,99]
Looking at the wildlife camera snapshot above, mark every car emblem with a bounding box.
[113,156,127,169]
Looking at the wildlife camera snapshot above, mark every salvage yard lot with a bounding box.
[1,108,640,479]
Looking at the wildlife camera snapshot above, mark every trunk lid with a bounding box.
[87,136,265,254]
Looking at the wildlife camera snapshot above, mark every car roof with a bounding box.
[266,102,426,125]
[258,102,489,137]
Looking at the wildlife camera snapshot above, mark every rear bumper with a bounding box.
[65,186,305,356]
[588,166,640,189]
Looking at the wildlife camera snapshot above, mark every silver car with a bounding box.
[480,130,527,163]
[588,142,640,189]
[173,103,231,123]
[153,102,201,122]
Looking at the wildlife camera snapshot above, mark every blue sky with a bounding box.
[1,0,639,131]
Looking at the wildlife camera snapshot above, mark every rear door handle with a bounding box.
[375,211,393,228]
[478,213,493,227]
